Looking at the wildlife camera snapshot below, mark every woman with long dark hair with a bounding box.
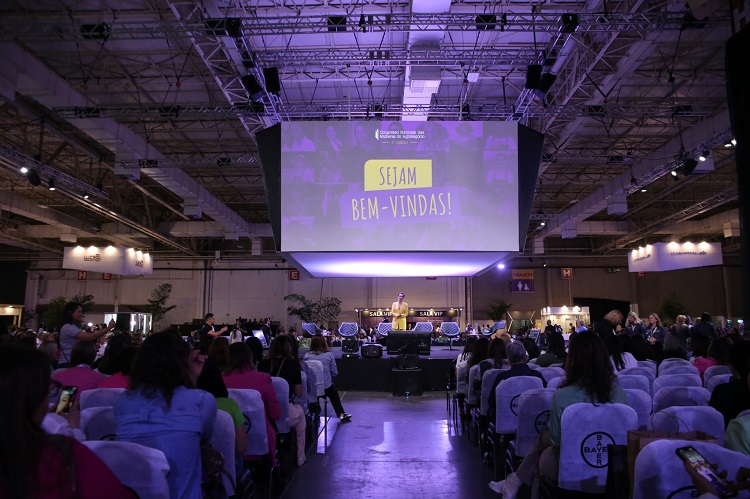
[535,331,567,367]
[490,330,628,496]
[58,302,115,368]
[115,333,216,499]
[604,333,638,372]
[0,342,133,498]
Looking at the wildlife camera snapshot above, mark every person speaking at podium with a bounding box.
[391,292,408,330]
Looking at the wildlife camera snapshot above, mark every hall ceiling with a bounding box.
[0,0,738,263]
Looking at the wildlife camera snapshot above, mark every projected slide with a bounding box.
[280,121,519,252]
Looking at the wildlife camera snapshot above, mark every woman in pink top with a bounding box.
[52,341,105,400]
[223,343,281,464]
[693,337,734,380]
[98,346,138,389]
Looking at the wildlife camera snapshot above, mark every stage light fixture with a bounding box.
[732,139,737,146]
[83,194,89,199]
[48,178,56,191]
[540,221,546,227]
[698,150,709,162]
[543,262,548,268]
[640,188,647,192]
[671,170,677,177]
[497,263,505,269]
[725,140,733,148]
[20,166,28,174]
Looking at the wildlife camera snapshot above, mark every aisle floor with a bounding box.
[281,391,498,499]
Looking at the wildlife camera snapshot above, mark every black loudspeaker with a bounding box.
[392,369,423,396]
[240,75,264,102]
[361,344,383,358]
[263,67,280,94]
[538,73,558,94]
[525,65,543,89]
[26,168,42,186]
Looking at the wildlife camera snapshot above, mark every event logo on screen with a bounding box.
[343,159,457,227]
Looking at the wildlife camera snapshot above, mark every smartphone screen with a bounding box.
[676,446,736,498]
[55,386,78,415]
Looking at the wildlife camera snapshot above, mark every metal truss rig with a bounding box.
[0,144,109,200]
[0,11,728,40]
[53,102,715,121]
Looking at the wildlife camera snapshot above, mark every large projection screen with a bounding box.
[279,121,519,253]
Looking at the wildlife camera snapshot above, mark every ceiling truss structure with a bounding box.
[0,0,738,264]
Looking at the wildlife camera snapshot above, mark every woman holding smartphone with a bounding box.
[0,342,134,498]
[58,302,115,368]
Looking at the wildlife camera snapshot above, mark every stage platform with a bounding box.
[326,345,460,392]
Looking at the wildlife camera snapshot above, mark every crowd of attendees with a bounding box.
[0,303,351,498]
[454,309,750,497]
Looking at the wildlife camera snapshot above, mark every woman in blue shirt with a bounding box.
[115,333,216,499]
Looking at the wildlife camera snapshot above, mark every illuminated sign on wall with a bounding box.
[63,246,153,276]
[628,242,722,273]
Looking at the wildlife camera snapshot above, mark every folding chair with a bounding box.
[652,386,711,413]
[538,367,565,384]
[80,406,116,441]
[653,373,703,394]
[658,358,692,375]
[706,373,733,393]
[617,374,651,396]
[703,365,732,388]
[623,388,652,430]
[657,365,699,377]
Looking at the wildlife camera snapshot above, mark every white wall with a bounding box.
[25,259,467,329]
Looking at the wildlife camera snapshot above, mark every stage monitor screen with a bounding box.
[280,121,519,252]
[387,331,431,356]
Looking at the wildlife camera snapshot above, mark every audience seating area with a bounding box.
[452,346,748,497]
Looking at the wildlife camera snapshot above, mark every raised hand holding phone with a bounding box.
[677,446,738,498]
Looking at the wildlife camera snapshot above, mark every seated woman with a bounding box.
[115,333,216,499]
[479,337,508,378]
[0,342,134,498]
[535,331,567,367]
[196,360,247,477]
[489,330,628,496]
[222,342,281,465]
[694,336,734,380]
[53,340,106,398]
[304,335,351,421]
[98,346,137,389]
[258,336,307,466]
[604,333,638,372]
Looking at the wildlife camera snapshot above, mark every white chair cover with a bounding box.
[80,406,116,441]
[299,371,310,413]
[227,388,269,456]
[84,440,170,499]
[211,409,237,495]
[636,360,657,374]
[703,365,733,387]
[467,364,481,406]
[619,367,655,395]
[494,376,544,433]
[652,386,711,413]
[271,376,291,433]
[305,359,326,397]
[41,413,85,441]
[538,367,565,383]
[617,374,651,396]
[79,388,126,411]
[548,363,564,368]
[706,373,733,393]
[633,440,750,499]
[658,358,692,375]
[738,409,750,419]
[658,365,700,377]
[546,377,565,390]
[558,402,638,494]
[650,406,725,445]
[456,362,469,397]
[480,368,502,417]
[623,388,652,430]
[514,388,555,456]
[440,322,460,337]
[654,374,703,394]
